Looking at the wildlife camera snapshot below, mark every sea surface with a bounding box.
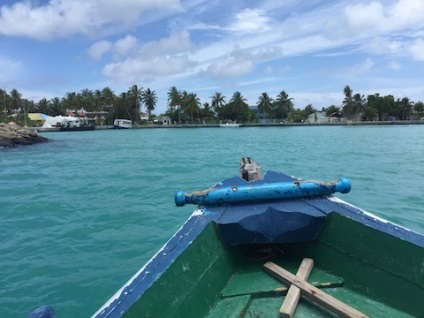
[1,125,424,317]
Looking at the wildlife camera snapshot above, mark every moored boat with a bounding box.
[219,120,240,127]
[38,115,95,131]
[30,158,424,318]
[113,119,132,129]
[59,123,95,131]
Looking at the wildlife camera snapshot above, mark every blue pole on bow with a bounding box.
[175,178,351,207]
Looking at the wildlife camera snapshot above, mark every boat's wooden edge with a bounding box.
[92,208,224,318]
[324,196,424,248]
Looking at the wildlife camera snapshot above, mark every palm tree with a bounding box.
[201,102,215,123]
[228,91,248,122]
[367,93,394,121]
[93,89,103,111]
[1,89,7,114]
[128,84,143,124]
[274,90,294,122]
[78,88,93,111]
[257,92,273,123]
[9,89,26,125]
[141,88,157,120]
[303,104,316,117]
[167,86,181,109]
[183,93,200,123]
[179,90,189,123]
[37,98,51,115]
[210,91,226,113]
[102,87,115,124]
[50,97,62,115]
[167,86,182,124]
[399,97,414,120]
[9,89,22,113]
[90,89,103,125]
[353,93,366,121]
[342,85,355,118]
[102,87,115,106]
[25,99,37,113]
[62,92,77,113]
[414,101,424,116]
[116,92,132,120]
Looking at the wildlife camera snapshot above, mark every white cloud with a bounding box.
[195,1,424,69]
[0,1,98,40]
[101,31,196,82]
[95,0,424,85]
[390,0,424,28]
[345,58,374,76]
[88,35,139,60]
[112,35,139,57]
[204,46,282,78]
[344,1,387,34]
[322,0,424,46]
[207,55,253,78]
[88,40,112,60]
[103,55,194,83]
[142,31,192,57]
[0,0,183,40]
[362,37,402,56]
[228,8,270,33]
[410,39,424,61]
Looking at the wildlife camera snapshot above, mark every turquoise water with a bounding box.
[1,126,424,317]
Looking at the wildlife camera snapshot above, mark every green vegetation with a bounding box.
[340,85,424,122]
[1,84,423,126]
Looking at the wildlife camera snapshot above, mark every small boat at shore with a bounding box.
[113,119,132,129]
[36,115,95,131]
[59,123,95,131]
[29,158,424,318]
[220,120,240,127]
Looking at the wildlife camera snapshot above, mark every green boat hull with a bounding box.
[121,212,423,318]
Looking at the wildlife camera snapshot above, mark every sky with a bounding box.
[0,0,424,114]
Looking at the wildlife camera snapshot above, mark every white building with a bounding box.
[306,111,345,124]
[306,112,329,124]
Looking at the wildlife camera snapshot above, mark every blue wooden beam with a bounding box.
[175,178,351,206]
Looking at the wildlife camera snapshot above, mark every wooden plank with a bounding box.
[280,258,314,318]
[221,260,342,298]
[264,262,369,318]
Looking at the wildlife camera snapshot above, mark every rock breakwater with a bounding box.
[0,123,48,148]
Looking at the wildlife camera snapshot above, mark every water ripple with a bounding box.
[1,126,424,317]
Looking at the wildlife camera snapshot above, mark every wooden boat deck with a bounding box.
[207,255,411,318]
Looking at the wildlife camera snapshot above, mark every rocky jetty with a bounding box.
[0,123,49,148]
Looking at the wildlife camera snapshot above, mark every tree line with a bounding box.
[0,85,156,126]
[1,84,423,126]
[165,87,296,124]
[337,85,424,121]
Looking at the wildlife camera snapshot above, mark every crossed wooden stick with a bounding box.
[264,259,369,318]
